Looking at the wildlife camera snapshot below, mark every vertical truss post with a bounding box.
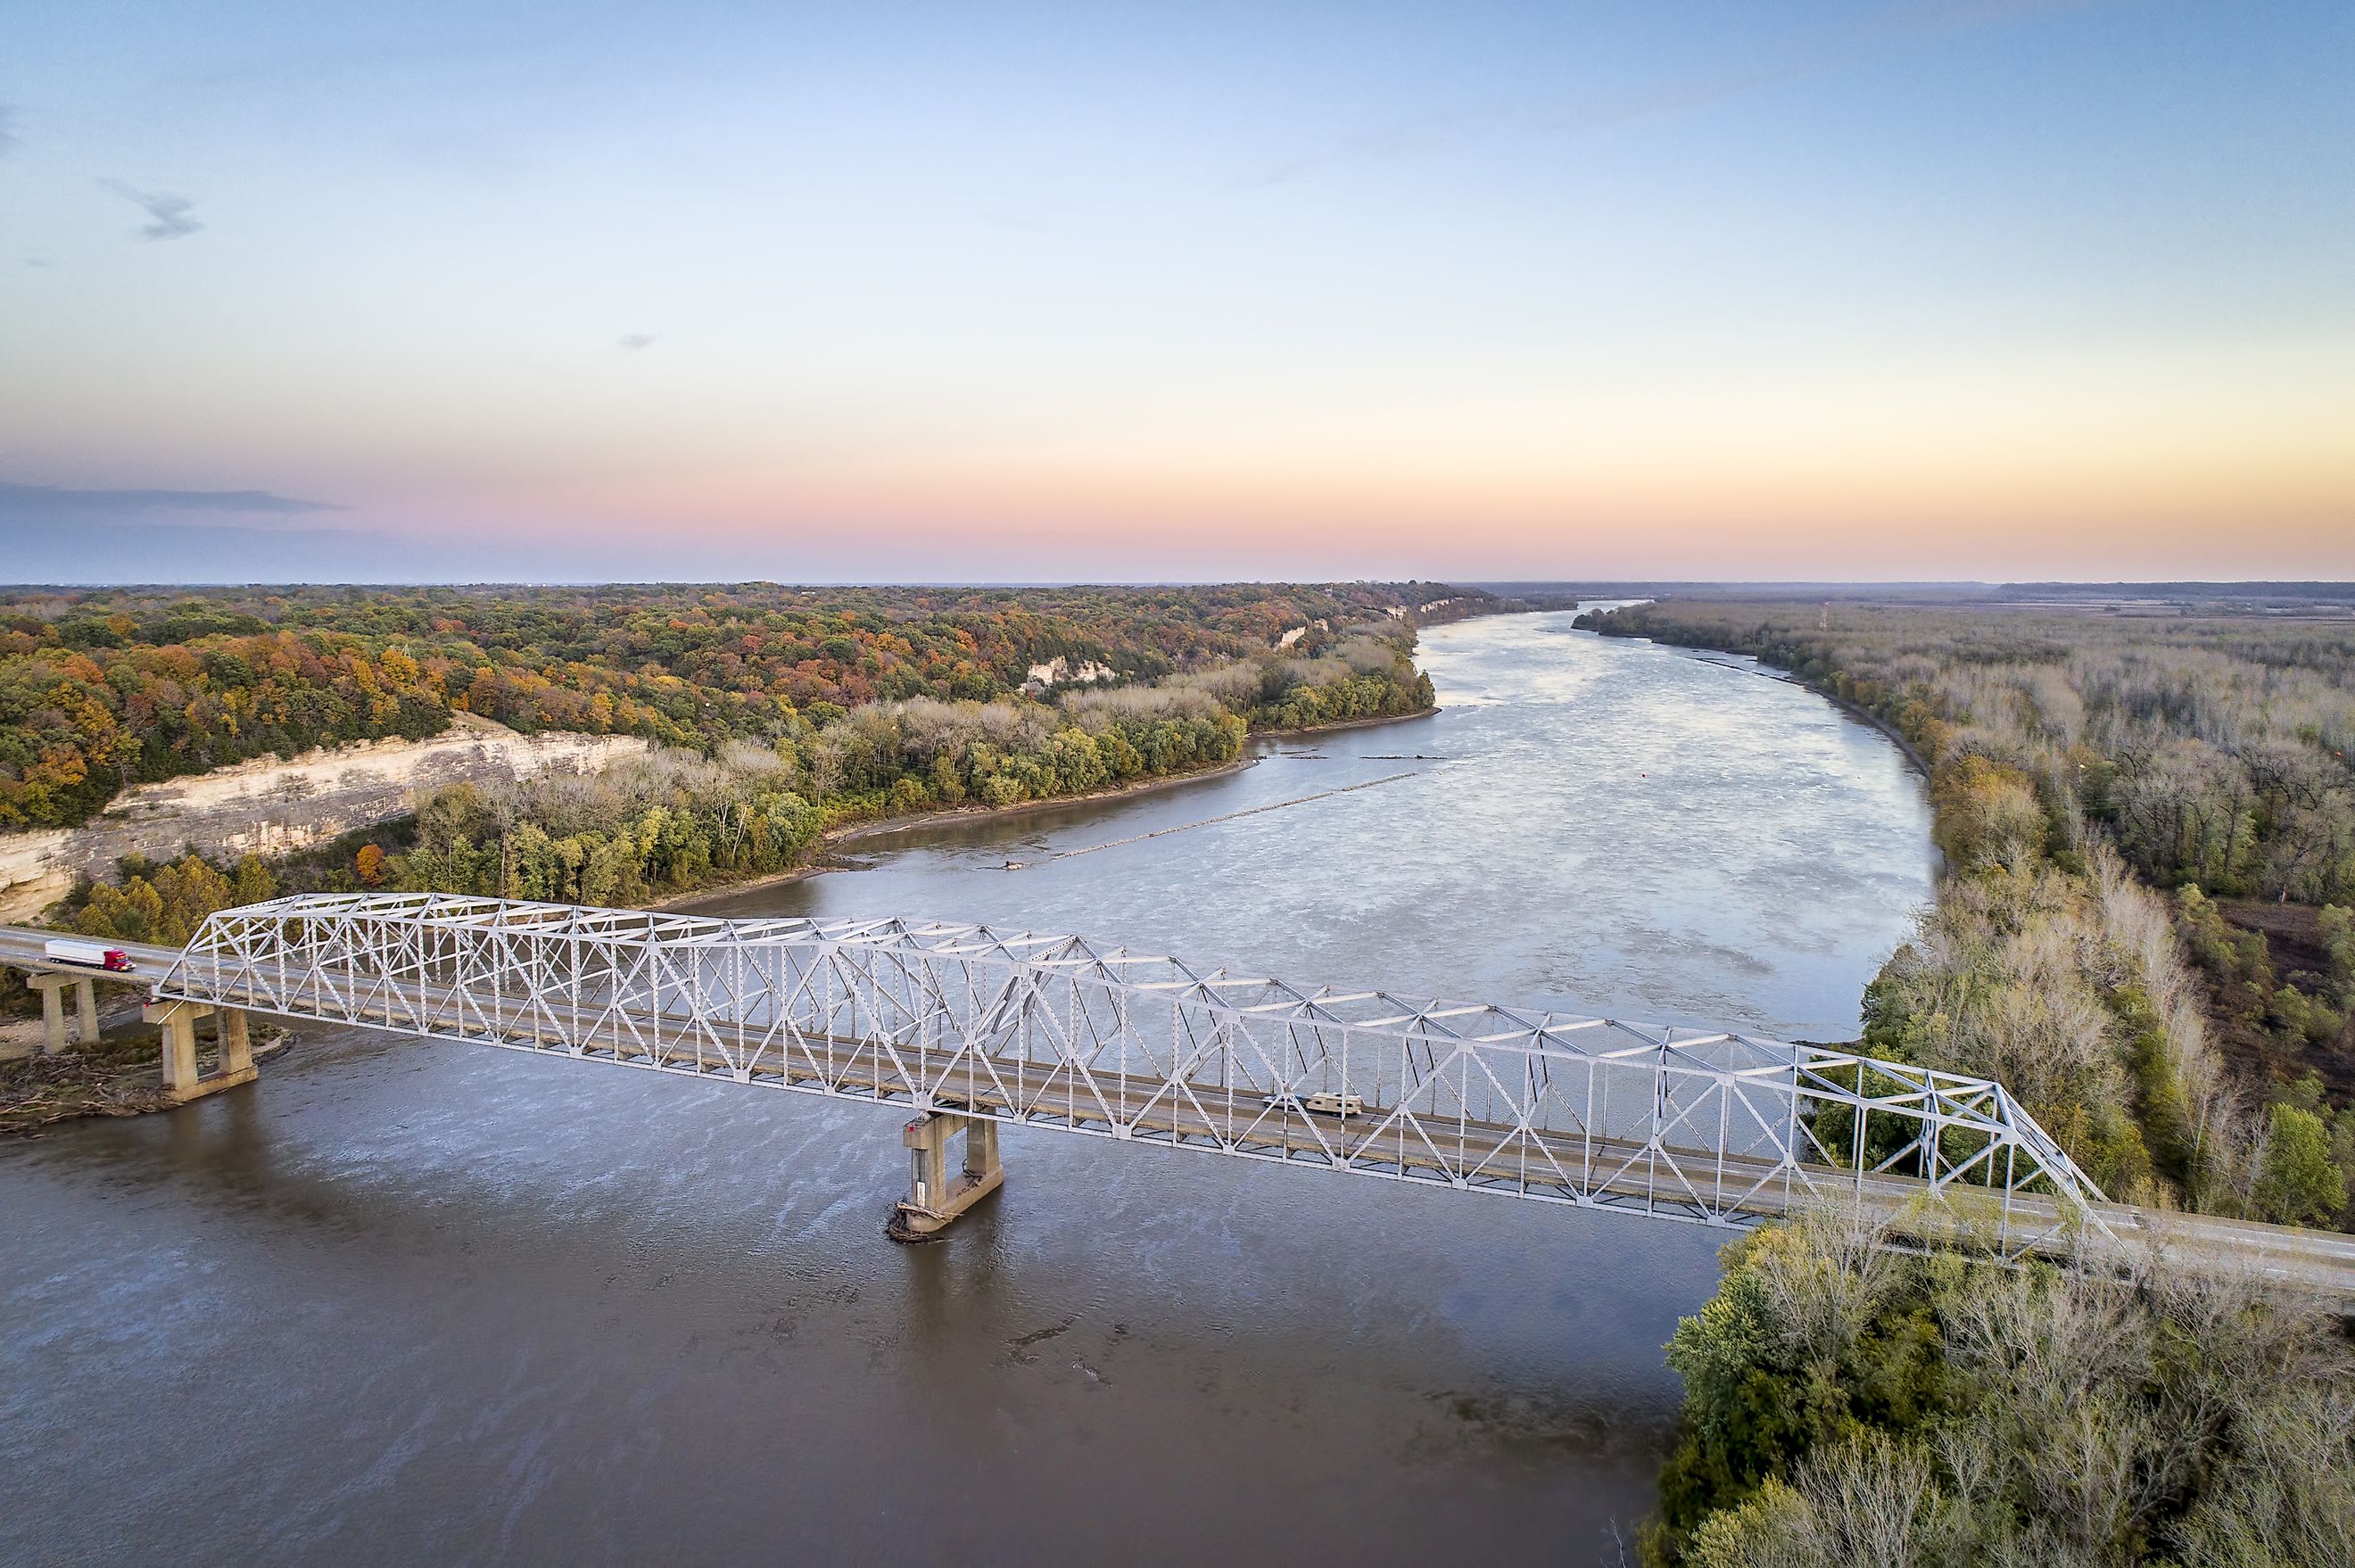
[145,893,2115,1257]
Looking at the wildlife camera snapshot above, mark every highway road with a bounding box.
[0,928,182,977]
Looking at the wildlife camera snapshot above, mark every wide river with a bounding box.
[1,611,1931,1565]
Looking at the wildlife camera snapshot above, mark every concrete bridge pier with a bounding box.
[140,999,258,1104]
[887,1110,1004,1242]
[25,972,100,1055]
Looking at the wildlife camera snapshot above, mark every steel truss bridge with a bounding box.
[145,891,2124,1259]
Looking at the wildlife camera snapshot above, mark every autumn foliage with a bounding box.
[1590,598,2355,1230]
[0,581,1476,830]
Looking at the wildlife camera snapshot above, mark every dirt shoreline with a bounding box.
[1250,706,1442,742]
[2,1030,292,1138]
[1817,689,1931,777]
[1618,631,1932,779]
[648,754,1260,909]
[650,705,1440,912]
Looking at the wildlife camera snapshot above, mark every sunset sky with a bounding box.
[3,1,2350,583]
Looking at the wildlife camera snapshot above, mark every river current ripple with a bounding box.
[0,611,1930,1565]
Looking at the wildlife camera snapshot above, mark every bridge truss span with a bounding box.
[159,892,2108,1251]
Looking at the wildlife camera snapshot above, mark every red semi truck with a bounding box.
[44,938,136,973]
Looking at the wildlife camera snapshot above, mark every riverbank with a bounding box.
[0,1036,172,1135]
[1250,705,1444,742]
[1818,686,1931,776]
[1604,630,1932,779]
[1582,598,2355,1566]
[1713,652,1933,777]
[647,749,1264,910]
[648,702,1441,910]
[1,1027,292,1137]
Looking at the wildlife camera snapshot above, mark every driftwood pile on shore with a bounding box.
[0,1038,175,1136]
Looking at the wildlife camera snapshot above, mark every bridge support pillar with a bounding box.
[141,1000,258,1105]
[27,973,100,1054]
[887,1111,1004,1242]
[219,1008,253,1077]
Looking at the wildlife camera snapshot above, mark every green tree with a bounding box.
[2253,1103,2348,1226]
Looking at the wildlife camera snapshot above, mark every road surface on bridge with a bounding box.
[0,928,181,975]
[5,913,2351,1304]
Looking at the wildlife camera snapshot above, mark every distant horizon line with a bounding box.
[4,577,2354,594]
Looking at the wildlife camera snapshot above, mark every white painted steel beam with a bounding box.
[153,893,2112,1254]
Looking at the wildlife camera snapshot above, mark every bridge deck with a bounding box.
[198,985,2355,1300]
[5,917,2351,1303]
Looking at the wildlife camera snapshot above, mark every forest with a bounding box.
[1582,599,2355,1567]
[1650,1208,2351,1567]
[1585,600,2355,1226]
[0,580,1478,831]
[31,597,1442,954]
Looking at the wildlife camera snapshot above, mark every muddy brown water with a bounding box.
[0,611,1931,1565]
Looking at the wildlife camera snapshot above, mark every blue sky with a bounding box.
[3,1,2350,582]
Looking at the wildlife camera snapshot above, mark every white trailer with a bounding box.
[43,937,135,973]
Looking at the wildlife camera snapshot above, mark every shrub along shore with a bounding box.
[1579,598,2355,1566]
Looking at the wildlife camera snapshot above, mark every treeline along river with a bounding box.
[0,611,1933,1564]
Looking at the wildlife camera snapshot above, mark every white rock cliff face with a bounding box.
[0,715,648,921]
[1021,656,1115,691]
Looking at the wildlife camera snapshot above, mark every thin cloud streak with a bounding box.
[99,179,203,241]
[0,483,344,518]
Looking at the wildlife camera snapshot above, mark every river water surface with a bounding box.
[1,612,1931,1565]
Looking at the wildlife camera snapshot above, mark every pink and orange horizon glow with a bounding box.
[4,2,2351,583]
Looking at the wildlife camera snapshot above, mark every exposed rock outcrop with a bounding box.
[1020,656,1115,694]
[0,715,647,920]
